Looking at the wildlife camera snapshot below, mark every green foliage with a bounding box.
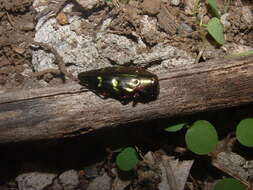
[185,120,218,155]
[207,17,225,45]
[208,0,220,18]
[236,118,253,147]
[116,147,139,171]
[197,0,225,45]
[164,123,186,132]
[213,178,245,190]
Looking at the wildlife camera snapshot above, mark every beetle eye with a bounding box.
[132,79,140,86]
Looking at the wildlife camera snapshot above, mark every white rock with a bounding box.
[171,0,180,6]
[220,13,231,29]
[32,0,111,79]
[16,172,56,190]
[133,44,194,72]
[87,173,111,190]
[96,32,138,65]
[242,6,253,25]
[75,0,104,10]
[58,170,79,190]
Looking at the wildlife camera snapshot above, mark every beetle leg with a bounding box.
[120,97,132,105]
[119,95,132,105]
[136,85,145,92]
[98,92,109,99]
[132,100,138,107]
[132,93,140,107]
[120,100,129,105]
[133,92,140,99]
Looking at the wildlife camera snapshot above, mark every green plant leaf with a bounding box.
[116,147,139,171]
[208,0,220,18]
[164,123,186,132]
[236,118,253,147]
[185,120,218,155]
[207,17,225,45]
[213,178,245,190]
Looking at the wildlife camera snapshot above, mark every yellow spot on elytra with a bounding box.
[112,78,119,91]
[97,76,103,87]
[125,87,134,92]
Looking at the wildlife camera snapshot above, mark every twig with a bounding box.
[29,40,76,81]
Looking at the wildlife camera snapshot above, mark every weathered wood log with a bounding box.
[1,55,253,144]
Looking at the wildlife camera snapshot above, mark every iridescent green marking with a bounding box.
[112,78,119,91]
[97,76,103,87]
[124,87,134,92]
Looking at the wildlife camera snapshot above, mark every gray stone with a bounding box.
[243,161,253,169]
[220,13,231,29]
[170,0,180,6]
[87,173,111,190]
[59,170,79,190]
[32,0,111,78]
[83,165,98,178]
[133,44,194,72]
[177,23,193,34]
[16,172,56,190]
[75,0,104,10]
[96,32,138,65]
[242,6,253,25]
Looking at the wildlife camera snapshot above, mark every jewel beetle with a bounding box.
[78,66,159,105]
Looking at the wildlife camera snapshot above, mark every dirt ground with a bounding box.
[0,0,253,189]
[0,0,252,89]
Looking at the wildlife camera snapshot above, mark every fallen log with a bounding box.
[0,55,253,144]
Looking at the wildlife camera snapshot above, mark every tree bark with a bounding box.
[1,55,253,144]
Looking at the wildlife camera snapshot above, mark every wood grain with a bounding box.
[0,55,253,144]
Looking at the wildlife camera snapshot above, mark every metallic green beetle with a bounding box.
[78,66,159,105]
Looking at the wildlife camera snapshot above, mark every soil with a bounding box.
[0,0,253,189]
